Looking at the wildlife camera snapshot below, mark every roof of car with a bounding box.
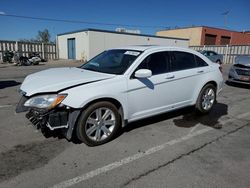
[112,45,190,52]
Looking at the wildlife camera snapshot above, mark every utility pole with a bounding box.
[222,11,230,28]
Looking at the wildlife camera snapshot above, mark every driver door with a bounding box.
[127,51,173,121]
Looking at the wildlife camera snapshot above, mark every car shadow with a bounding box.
[225,80,250,89]
[49,103,228,145]
[173,103,228,129]
[138,78,154,89]
[0,80,21,89]
[122,103,228,134]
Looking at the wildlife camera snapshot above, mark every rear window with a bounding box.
[195,55,208,67]
[170,51,197,71]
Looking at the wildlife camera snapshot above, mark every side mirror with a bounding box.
[135,69,152,78]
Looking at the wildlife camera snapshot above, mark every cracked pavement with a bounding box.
[0,62,250,188]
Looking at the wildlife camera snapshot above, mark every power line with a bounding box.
[0,13,166,29]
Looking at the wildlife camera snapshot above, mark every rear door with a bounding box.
[165,51,209,106]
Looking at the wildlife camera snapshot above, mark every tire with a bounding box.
[76,101,121,146]
[196,84,216,114]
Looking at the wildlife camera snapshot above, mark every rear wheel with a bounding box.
[196,84,216,114]
[76,101,121,146]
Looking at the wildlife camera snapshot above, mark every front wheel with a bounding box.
[196,84,216,114]
[76,101,121,146]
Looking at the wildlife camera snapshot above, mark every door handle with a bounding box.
[197,70,204,73]
[165,75,175,79]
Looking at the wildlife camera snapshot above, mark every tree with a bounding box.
[36,29,51,43]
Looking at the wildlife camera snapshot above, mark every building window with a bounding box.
[204,34,217,45]
[221,36,231,45]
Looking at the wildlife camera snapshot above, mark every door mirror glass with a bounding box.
[135,69,152,78]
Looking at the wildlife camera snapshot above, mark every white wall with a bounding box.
[57,31,89,60]
[57,30,189,60]
[88,31,189,59]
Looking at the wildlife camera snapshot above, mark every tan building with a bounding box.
[156,26,250,46]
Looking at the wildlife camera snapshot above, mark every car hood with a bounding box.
[20,67,115,96]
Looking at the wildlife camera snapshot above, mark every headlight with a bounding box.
[229,66,238,77]
[24,94,67,109]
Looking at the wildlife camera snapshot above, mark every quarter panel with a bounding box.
[191,65,223,105]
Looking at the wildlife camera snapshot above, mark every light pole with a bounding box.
[222,11,230,28]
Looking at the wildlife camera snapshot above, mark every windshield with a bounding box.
[200,51,206,55]
[81,49,142,74]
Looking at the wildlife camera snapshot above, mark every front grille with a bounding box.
[26,110,45,129]
[235,68,250,76]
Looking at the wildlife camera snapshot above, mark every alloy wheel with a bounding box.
[201,88,215,110]
[85,107,116,141]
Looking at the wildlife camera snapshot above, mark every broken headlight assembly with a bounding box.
[24,94,67,109]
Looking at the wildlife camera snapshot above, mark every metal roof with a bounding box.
[57,28,189,41]
[157,25,242,33]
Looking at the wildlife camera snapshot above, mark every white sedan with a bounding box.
[16,46,223,146]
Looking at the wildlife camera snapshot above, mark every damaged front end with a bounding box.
[16,94,81,140]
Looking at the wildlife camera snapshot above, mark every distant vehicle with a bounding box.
[228,55,250,84]
[28,53,42,65]
[2,51,44,65]
[2,51,14,63]
[16,46,223,146]
[199,50,223,64]
[14,52,44,66]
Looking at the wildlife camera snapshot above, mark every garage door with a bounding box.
[204,34,216,45]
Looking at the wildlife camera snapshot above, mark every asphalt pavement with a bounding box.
[0,61,249,188]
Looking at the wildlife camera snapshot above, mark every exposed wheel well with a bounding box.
[195,81,217,105]
[204,81,217,91]
[82,98,125,125]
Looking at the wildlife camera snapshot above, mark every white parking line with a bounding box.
[52,111,250,188]
[52,128,212,188]
[0,105,12,108]
[236,111,250,119]
[188,124,200,135]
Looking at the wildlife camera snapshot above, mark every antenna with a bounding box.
[221,11,230,28]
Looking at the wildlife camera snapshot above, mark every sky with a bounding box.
[0,0,249,41]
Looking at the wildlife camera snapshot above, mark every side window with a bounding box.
[195,55,208,67]
[170,51,197,71]
[136,52,169,75]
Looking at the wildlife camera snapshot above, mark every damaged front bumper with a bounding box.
[16,95,81,140]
